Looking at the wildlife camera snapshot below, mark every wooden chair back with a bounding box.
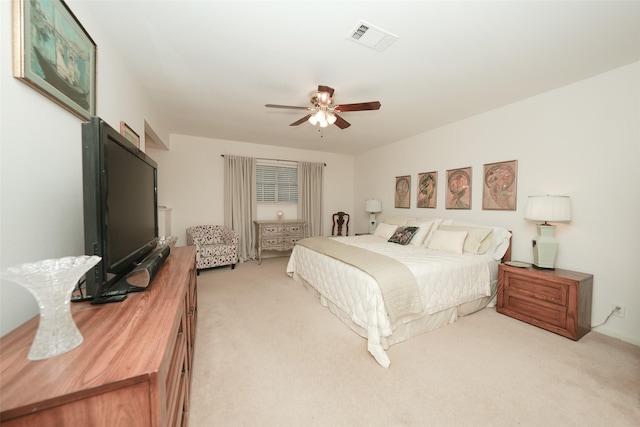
[331,212,350,236]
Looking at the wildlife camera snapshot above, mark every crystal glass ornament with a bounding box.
[1,255,101,360]
[156,235,178,249]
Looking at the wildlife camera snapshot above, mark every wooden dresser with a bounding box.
[0,246,197,427]
[254,219,307,263]
[497,263,592,340]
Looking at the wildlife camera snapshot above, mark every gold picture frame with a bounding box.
[446,167,472,209]
[483,160,518,210]
[417,171,437,208]
[120,121,140,148]
[13,0,97,119]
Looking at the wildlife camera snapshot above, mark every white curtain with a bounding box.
[298,162,324,237]
[224,155,257,262]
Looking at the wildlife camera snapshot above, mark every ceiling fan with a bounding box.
[265,85,381,129]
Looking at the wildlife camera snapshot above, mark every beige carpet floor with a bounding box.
[189,256,640,426]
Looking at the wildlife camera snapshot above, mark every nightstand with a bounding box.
[497,264,593,340]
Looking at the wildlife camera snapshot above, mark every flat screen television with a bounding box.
[82,117,158,299]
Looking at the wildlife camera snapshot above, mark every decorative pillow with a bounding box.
[388,226,419,246]
[439,225,493,254]
[415,218,444,246]
[406,220,435,246]
[373,222,398,240]
[450,221,512,260]
[426,230,468,253]
[382,217,415,226]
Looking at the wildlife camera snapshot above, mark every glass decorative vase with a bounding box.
[1,255,101,360]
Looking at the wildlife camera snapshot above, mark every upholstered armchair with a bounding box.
[186,225,239,272]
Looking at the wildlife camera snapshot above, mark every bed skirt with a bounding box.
[291,271,497,357]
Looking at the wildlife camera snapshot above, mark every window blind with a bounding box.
[256,163,298,203]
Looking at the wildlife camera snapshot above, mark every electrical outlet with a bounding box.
[612,304,626,319]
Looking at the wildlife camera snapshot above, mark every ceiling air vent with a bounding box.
[347,20,398,52]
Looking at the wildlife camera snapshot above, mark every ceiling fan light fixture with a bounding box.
[267,85,379,130]
[319,92,331,105]
[309,110,325,127]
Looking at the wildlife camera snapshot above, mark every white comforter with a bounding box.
[286,235,494,367]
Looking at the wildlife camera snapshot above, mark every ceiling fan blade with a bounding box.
[334,101,381,112]
[290,114,312,126]
[317,85,335,96]
[265,104,311,111]
[334,114,351,129]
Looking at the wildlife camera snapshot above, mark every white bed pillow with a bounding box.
[438,225,493,254]
[426,230,468,254]
[450,221,512,260]
[406,219,435,246]
[382,217,415,226]
[373,222,398,240]
[415,217,444,246]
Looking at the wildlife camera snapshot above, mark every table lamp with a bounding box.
[524,195,571,269]
[365,199,382,234]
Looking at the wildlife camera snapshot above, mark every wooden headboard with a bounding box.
[501,232,513,263]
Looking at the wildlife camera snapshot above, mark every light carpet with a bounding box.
[190,256,640,426]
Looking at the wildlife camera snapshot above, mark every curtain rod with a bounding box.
[220,154,326,166]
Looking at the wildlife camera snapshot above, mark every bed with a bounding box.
[286,217,512,367]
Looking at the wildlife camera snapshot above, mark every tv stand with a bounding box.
[0,246,197,426]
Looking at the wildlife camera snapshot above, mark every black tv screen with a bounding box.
[82,117,158,298]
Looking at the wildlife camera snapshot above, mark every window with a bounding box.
[256,163,298,203]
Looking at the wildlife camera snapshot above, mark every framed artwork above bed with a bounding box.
[446,167,471,209]
[417,172,437,208]
[483,160,518,210]
[395,175,411,208]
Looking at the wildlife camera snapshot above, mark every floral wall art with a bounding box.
[417,171,437,208]
[446,167,471,209]
[394,175,411,208]
[482,160,518,210]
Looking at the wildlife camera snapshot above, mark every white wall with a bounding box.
[0,0,166,335]
[147,134,355,246]
[355,62,640,345]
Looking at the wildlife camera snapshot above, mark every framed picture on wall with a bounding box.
[395,175,411,208]
[417,171,437,208]
[120,121,140,148]
[446,167,472,209]
[13,0,97,119]
[483,160,518,210]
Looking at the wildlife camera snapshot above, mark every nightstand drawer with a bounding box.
[505,275,569,307]
[503,294,567,329]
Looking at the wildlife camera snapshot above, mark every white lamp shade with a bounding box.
[524,195,571,222]
[365,199,382,213]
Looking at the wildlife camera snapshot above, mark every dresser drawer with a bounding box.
[166,305,187,419]
[282,225,305,235]
[262,236,303,246]
[261,225,281,235]
[289,235,303,244]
